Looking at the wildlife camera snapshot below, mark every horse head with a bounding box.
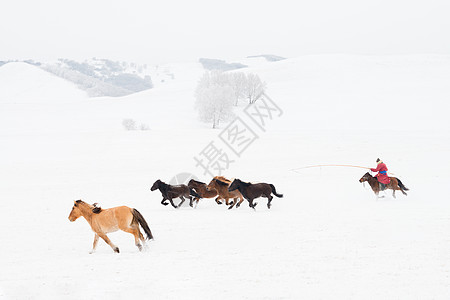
[68,200,83,222]
[151,179,161,191]
[359,172,372,183]
[228,179,240,192]
[206,178,216,191]
[187,179,194,188]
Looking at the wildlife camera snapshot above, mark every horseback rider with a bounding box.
[370,158,390,190]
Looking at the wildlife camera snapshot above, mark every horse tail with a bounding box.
[189,187,201,199]
[132,209,154,240]
[396,178,409,191]
[270,184,283,198]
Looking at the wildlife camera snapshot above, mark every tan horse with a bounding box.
[206,176,244,209]
[68,200,153,253]
[187,179,219,206]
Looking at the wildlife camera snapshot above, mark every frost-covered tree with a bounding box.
[195,72,234,128]
[122,118,137,130]
[245,73,266,104]
[228,72,247,106]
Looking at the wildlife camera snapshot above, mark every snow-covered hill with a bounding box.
[0,55,449,299]
[0,62,87,103]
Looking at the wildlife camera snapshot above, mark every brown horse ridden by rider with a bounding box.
[206,176,244,209]
[187,179,220,206]
[151,179,201,208]
[228,178,283,209]
[359,172,409,199]
[68,200,153,253]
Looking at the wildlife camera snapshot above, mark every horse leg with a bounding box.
[248,198,257,209]
[122,227,143,251]
[215,197,223,205]
[89,234,99,254]
[392,189,396,198]
[228,197,237,210]
[98,233,119,253]
[236,197,244,208]
[177,197,185,208]
[267,195,273,209]
[166,197,178,209]
[372,184,383,200]
[189,196,194,208]
[161,198,169,206]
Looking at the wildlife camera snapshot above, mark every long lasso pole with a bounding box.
[290,164,396,175]
[290,164,370,172]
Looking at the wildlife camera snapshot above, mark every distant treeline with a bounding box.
[199,58,247,71]
[0,58,153,97]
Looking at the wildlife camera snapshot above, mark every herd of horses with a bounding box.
[151,176,284,210]
[68,173,408,253]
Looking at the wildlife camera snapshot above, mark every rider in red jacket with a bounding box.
[371,158,390,190]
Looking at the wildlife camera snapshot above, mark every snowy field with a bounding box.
[1,55,450,299]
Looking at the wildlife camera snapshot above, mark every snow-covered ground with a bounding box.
[0,55,449,299]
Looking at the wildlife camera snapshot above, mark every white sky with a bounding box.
[1,0,449,63]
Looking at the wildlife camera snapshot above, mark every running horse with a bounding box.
[68,200,153,253]
[359,172,409,199]
[206,176,244,209]
[151,179,200,208]
[228,178,283,209]
[187,179,219,206]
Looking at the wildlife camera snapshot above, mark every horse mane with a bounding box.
[240,180,251,186]
[92,203,102,214]
[233,179,250,187]
[159,181,170,194]
[191,179,205,185]
[215,178,230,186]
[214,176,231,183]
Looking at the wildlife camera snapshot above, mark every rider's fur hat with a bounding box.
[376,158,382,163]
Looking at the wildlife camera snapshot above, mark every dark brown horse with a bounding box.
[206,176,244,209]
[359,172,409,199]
[187,179,219,206]
[228,179,283,209]
[151,179,200,208]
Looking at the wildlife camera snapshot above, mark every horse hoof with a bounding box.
[114,247,120,253]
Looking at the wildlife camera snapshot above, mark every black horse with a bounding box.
[151,179,200,208]
[228,179,283,209]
